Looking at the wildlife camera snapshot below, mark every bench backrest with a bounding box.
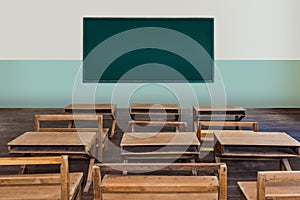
[128,120,188,132]
[197,121,258,141]
[0,156,70,200]
[93,163,227,200]
[35,114,104,132]
[257,171,300,200]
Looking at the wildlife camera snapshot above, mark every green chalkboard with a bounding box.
[83,17,214,83]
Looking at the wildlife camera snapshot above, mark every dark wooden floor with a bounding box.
[0,108,299,200]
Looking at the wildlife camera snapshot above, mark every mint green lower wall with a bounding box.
[0,60,299,108]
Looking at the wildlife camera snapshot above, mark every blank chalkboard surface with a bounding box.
[83,17,214,83]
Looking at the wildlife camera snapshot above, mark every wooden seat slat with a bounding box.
[101,175,218,193]
[102,192,218,200]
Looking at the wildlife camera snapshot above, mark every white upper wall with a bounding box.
[0,0,299,60]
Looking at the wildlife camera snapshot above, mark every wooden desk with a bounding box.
[121,132,200,161]
[8,132,97,156]
[214,131,300,170]
[7,132,99,193]
[64,104,117,138]
[130,104,180,121]
[193,105,246,130]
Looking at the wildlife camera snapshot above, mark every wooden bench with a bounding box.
[0,156,82,200]
[93,163,227,200]
[238,171,300,200]
[64,104,117,138]
[193,105,246,131]
[35,114,109,193]
[128,120,188,132]
[35,114,109,160]
[196,121,258,152]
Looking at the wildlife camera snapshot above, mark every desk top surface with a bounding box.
[121,132,200,147]
[8,132,96,147]
[64,104,116,111]
[214,131,300,147]
[130,104,180,110]
[193,105,246,112]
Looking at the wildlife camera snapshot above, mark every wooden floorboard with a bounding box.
[0,108,299,200]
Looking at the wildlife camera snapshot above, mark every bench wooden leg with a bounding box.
[109,119,117,138]
[83,158,95,193]
[213,157,221,176]
[280,158,292,171]
[76,185,82,200]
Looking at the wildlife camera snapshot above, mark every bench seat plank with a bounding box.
[101,175,218,193]
[238,181,300,200]
[103,192,218,200]
[0,172,82,200]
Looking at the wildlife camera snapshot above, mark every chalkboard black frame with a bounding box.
[83,17,214,83]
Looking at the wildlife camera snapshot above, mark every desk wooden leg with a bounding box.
[235,115,239,121]
[68,120,74,128]
[234,116,241,130]
[215,157,221,163]
[193,121,198,132]
[109,119,117,138]
[122,159,128,175]
[19,165,27,174]
[130,123,135,132]
[280,159,292,171]
[83,158,95,193]
[191,159,197,176]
